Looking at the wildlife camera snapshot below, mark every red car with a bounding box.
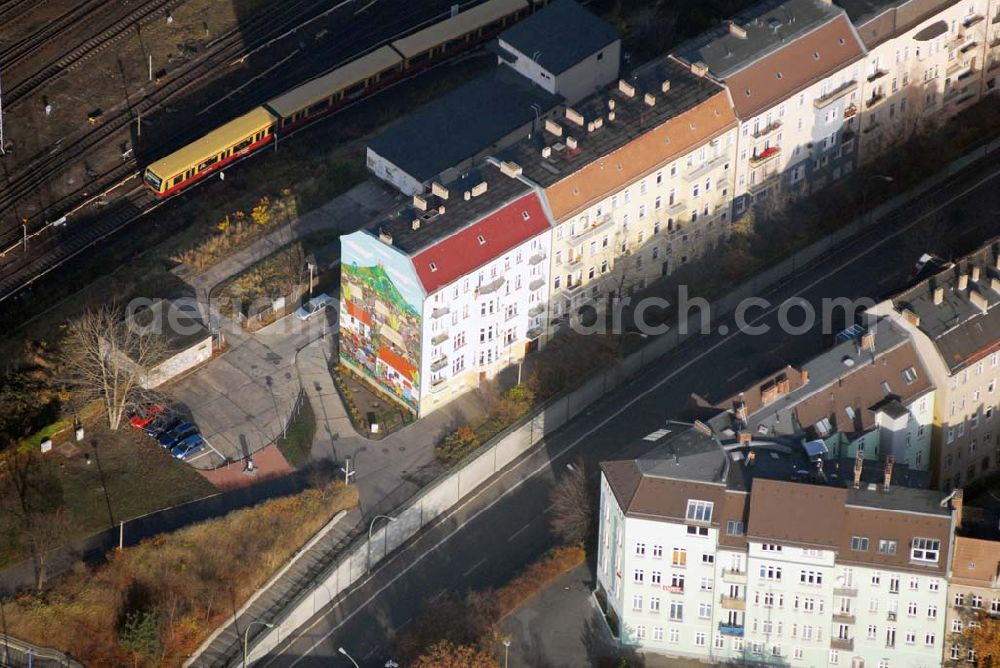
[129,404,168,430]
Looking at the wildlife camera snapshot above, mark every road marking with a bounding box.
[727,368,749,382]
[278,165,1000,666]
[462,557,487,577]
[507,523,532,543]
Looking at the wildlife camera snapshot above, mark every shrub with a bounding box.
[494,545,585,616]
[435,425,480,467]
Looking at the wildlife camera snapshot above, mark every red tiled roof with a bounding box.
[412,192,550,293]
[344,300,372,326]
[378,345,418,381]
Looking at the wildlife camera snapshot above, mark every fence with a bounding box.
[229,133,1000,665]
[0,635,82,668]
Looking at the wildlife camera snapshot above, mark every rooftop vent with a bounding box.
[867,482,878,492]
[842,356,856,367]
[618,79,635,97]
[860,330,875,352]
[499,160,522,178]
[607,110,616,122]
[431,182,449,200]
[991,277,1000,294]
[412,194,428,211]
[727,21,747,39]
[691,61,709,77]
[471,181,488,197]
[544,118,563,137]
[971,265,981,282]
[411,219,421,231]
[378,229,393,245]
[933,286,945,305]
[644,93,656,107]
[767,16,783,32]
[970,289,989,314]
[959,273,969,291]
[902,308,921,326]
[592,117,603,131]
[566,136,578,149]
[565,107,584,126]
[463,190,471,201]
[541,146,552,158]
[661,80,671,93]
[608,98,616,110]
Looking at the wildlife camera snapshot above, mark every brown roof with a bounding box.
[718,491,751,549]
[792,341,933,436]
[951,535,1000,587]
[601,460,728,522]
[716,365,806,417]
[542,88,736,221]
[724,15,864,118]
[838,504,951,575]
[748,478,847,547]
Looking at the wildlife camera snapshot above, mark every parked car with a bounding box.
[171,434,207,460]
[129,404,168,430]
[295,293,333,320]
[157,422,198,448]
[146,416,181,438]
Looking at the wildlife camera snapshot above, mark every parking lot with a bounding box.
[169,309,331,470]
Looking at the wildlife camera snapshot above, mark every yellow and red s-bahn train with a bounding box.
[143,0,531,197]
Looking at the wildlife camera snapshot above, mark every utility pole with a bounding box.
[0,67,6,155]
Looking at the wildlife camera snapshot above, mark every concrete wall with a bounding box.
[365,148,424,196]
[239,135,1000,665]
[145,336,213,388]
[497,38,620,105]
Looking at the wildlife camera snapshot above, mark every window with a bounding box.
[703,553,715,565]
[907,602,917,616]
[634,569,644,584]
[632,594,643,611]
[714,635,725,649]
[695,632,706,647]
[800,570,823,585]
[928,605,938,619]
[867,624,877,639]
[953,619,963,633]
[670,574,685,591]
[635,624,645,640]
[726,520,745,536]
[761,543,783,552]
[477,235,486,245]
[905,631,915,645]
[700,577,713,591]
[830,650,839,665]
[652,545,662,558]
[952,645,962,660]
[686,525,709,537]
[650,571,662,585]
[955,592,966,606]
[909,577,919,591]
[878,539,897,554]
[911,538,941,563]
[759,565,783,580]
[698,603,711,619]
[851,536,869,551]
[925,633,935,647]
[669,601,683,621]
[668,627,679,643]
[654,627,664,642]
[671,548,686,566]
[649,597,661,613]
[635,542,646,557]
[686,500,713,523]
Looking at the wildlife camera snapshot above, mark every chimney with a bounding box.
[470,181,488,197]
[591,117,604,131]
[378,228,393,245]
[566,136,578,149]
[736,401,748,423]
[544,119,563,137]
[959,272,969,291]
[541,146,552,158]
[411,219,420,231]
[853,450,864,489]
[608,98,616,110]
[618,80,635,97]
[738,431,752,445]
[933,286,945,305]
[995,254,1000,270]
[499,161,522,178]
[970,289,989,314]
[972,265,982,282]
[661,80,671,93]
[565,107,584,126]
[412,194,428,211]
[644,93,656,107]
[883,455,894,492]
[431,182,449,199]
[608,110,616,122]
[902,307,921,327]
[463,190,471,201]
[727,21,748,39]
[801,368,810,384]
[691,61,709,77]
[952,488,964,528]
[693,420,712,436]
[992,277,1000,294]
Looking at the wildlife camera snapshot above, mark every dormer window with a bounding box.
[903,366,918,384]
[429,262,438,272]
[686,500,714,523]
[521,211,530,220]
[911,538,940,563]
[477,235,486,245]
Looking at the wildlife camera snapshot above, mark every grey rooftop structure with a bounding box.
[891,238,1000,374]
[673,0,845,78]
[367,66,562,185]
[497,0,619,75]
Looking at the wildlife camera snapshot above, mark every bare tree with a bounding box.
[549,460,591,546]
[23,508,72,591]
[61,304,165,430]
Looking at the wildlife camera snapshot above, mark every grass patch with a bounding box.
[495,545,585,617]
[0,423,216,570]
[216,242,307,317]
[275,393,316,468]
[2,481,358,666]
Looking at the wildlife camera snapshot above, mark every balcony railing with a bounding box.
[431,306,450,319]
[747,173,780,195]
[719,623,745,637]
[684,152,730,181]
[749,146,780,166]
[866,92,886,108]
[964,14,985,28]
[430,332,449,346]
[832,612,856,624]
[751,120,782,139]
[573,215,615,244]
[527,303,545,318]
[721,595,746,610]
[843,103,858,118]
[529,251,547,265]
[866,68,889,82]
[529,277,545,291]
[430,356,448,372]
[831,637,854,651]
[814,80,858,109]
[833,586,858,597]
[721,568,748,584]
[477,276,505,296]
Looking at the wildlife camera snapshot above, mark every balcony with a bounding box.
[865,92,886,108]
[721,595,746,610]
[814,80,858,109]
[529,277,545,291]
[751,120,782,139]
[477,276,505,296]
[833,586,858,597]
[749,146,780,166]
[430,332,449,346]
[721,569,748,584]
[684,152,730,181]
[431,306,450,319]
[747,173,780,195]
[528,251,547,266]
[719,623,745,637]
[843,103,858,119]
[831,637,854,651]
[430,376,448,392]
[558,254,583,273]
[664,200,687,217]
[960,40,980,54]
[964,14,985,29]
[573,215,616,244]
[866,68,889,83]
[887,611,898,621]
[527,303,545,318]
[526,326,543,340]
[832,612,856,624]
[430,356,448,372]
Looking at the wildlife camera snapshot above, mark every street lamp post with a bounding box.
[338,647,360,668]
[502,638,511,668]
[861,174,893,227]
[243,620,273,668]
[367,514,396,574]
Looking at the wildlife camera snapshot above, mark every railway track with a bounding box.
[0,0,46,26]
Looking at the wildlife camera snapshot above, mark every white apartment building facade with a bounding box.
[598,423,955,667]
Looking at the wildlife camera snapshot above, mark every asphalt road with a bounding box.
[259,156,1000,667]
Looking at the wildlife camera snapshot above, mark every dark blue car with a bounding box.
[157,422,198,448]
[171,434,207,460]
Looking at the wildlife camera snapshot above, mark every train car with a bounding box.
[391,0,529,69]
[143,107,278,197]
[264,46,404,129]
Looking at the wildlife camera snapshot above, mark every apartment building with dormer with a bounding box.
[597,421,956,666]
[870,238,1000,490]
